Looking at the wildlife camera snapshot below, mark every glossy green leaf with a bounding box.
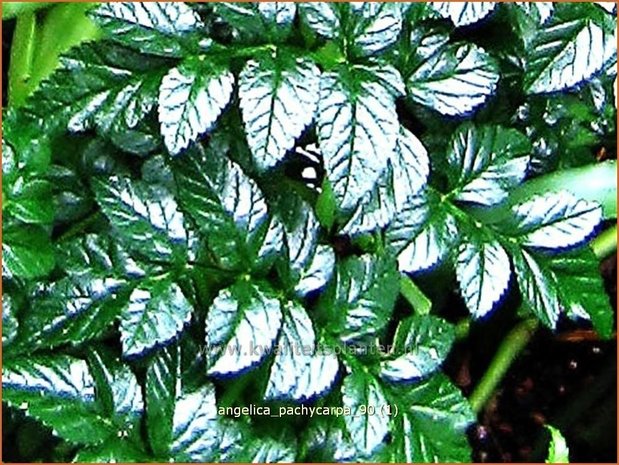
[93,2,204,57]
[430,2,497,27]
[525,4,617,94]
[158,60,234,155]
[380,315,455,382]
[120,280,192,358]
[146,344,179,457]
[94,175,188,263]
[446,124,531,207]
[2,224,55,279]
[322,254,399,344]
[547,247,614,339]
[456,238,511,319]
[509,192,603,252]
[170,384,220,461]
[408,41,499,117]
[390,374,475,462]
[318,64,403,212]
[175,143,272,271]
[341,369,390,456]
[2,355,115,445]
[205,280,282,377]
[512,248,561,328]
[25,42,166,136]
[265,301,339,401]
[239,55,320,170]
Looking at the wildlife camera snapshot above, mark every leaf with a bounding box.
[175,143,272,271]
[322,254,400,344]
[94,175,188,263]
[299,3,340,39]
[342,127,430,236]
[146,344,180,457]
[20,274,127,351]
[2,355,115,445]
[25,42,166,136]
[509,192,602,252]
[380,315,455,382]
[239,56,320,170]
[515,2,555,25]
[158,60,234,155]
[4,178,54,224]
[525,5,617,94]
[294,245,336,298]
[318,64,403,211]
[349,3,403,57]
[512,248,561,328]
[170,384,220,461]
[456,239,511,319]
[2,224,55,280]
[205,280,283,377]
[2,293,19,347]
[386,194,457,274]
[341,369,390,456]
[408,42,500,116]
[391,374,475,462]
[265,301,339,401]
[93,2,204,57]
[430,2,497,27]
[545,425,570,463]
[547,247,614,339]
[120,280,192,358]
[446,124,531,207]
[214,3,297,40]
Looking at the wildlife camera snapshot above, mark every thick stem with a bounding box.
[468,318,538,414]
[8,12,37,107]
[591,225,617,259]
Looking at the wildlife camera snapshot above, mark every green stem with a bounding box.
[455,318,471,341]
[400,276,432,315]
[2,2,52,20]
[591,225,617,259]
[8,12,37,107]
[468,318,538,414]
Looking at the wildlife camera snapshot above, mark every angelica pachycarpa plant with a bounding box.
[2,2,617,463]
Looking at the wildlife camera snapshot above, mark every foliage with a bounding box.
[2,2,616,462]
